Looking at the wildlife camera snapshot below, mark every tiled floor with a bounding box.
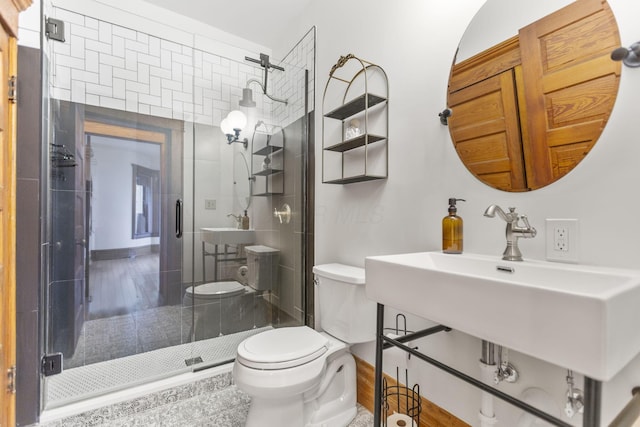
[39,371,374,426]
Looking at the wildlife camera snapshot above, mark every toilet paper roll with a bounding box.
[385,333,412,369]
[386,412,417,427]
[236,265,249,284]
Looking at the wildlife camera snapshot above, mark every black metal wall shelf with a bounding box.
[324,93,387,120]
[252,168,283,177]
[250,124,285,196]
[253,145,282,156]
[322,54,389,184]
[324,133,386,152]
[323,175,386,185]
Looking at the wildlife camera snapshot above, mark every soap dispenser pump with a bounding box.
[241,210,250,230]
[442,198,466,254]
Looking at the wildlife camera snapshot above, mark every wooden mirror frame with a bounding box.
[447,0,621,192]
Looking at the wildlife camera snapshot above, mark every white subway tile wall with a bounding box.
[49,8,315,128]
[273,28,316,126]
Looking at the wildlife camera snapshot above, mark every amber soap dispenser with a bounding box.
[442,198,465,254]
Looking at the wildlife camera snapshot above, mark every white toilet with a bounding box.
[184,245,280,340]
[233,263,377,427]
[183,281,267,340]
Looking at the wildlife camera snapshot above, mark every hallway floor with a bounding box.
[88,254,162,320]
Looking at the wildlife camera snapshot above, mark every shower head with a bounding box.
[239,88,256,108]
[241,53,289,106]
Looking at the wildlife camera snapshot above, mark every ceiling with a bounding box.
[142,0,312,48]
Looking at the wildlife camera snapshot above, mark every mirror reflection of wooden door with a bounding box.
[519,0,621,189]
[1,1,33,424]
[448,69,527,190]
[448,0,620,191]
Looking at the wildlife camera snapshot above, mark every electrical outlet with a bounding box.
[554,226,568,252]
[546,219,579,263]
[205,199,216,210]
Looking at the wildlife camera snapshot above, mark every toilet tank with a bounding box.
[313,263,376,344]
[245,245,280,291]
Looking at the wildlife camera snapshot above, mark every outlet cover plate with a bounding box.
[205,199,216,210]
[545,219,579,263]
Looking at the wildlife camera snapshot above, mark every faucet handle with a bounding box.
[518,214,537,237]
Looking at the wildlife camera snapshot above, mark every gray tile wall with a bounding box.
[16,46,43,426]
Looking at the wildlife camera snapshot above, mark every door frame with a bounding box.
[1,1,34,425]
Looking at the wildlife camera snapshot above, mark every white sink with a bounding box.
[365,251,640,381]
[200,227,256,245]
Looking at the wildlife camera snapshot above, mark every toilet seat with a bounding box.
[185,281,245,300]
[237,326,329,370]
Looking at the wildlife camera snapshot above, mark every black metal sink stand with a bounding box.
[373,303,602,427]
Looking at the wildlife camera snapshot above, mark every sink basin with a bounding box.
[365,251,640,381]
[200,227,256,245]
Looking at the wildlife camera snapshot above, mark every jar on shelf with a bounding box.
[345,119,361,140]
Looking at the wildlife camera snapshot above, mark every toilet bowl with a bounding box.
[233,263,377,427]
[183,281,267,340]
[185,245,279,341]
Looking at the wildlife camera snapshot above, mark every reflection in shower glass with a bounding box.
[132,164,160,239]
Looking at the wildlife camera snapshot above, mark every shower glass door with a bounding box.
[45,100,189,407]
[42,9,196,407]
[42,3,311,409]
[184,52,309,366]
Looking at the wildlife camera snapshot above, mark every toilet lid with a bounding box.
[237,326,329,370]
[186,281,245,299]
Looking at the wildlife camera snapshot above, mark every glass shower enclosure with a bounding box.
[41,5,312,408]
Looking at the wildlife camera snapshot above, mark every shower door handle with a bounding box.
[175,199,183,238]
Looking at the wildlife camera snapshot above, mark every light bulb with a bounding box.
[227,110,247,131]
[220,118,233,135]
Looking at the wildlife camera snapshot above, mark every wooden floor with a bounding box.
[88,253,161,320]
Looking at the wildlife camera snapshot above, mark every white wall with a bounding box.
[18,1,41,48]
[91,137,160,250]
[299,0,640,425]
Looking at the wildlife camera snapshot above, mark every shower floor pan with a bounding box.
[45,326,271,409]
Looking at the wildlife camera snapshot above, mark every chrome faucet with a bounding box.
[483,205,536,261]
[227,213,242,229]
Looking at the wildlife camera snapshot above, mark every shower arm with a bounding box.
[245,78,288,105]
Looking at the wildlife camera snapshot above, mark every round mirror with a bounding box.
[447,0,621,192]
[233,151,252,210]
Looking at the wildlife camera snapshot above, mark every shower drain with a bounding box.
[185,356,204,366]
